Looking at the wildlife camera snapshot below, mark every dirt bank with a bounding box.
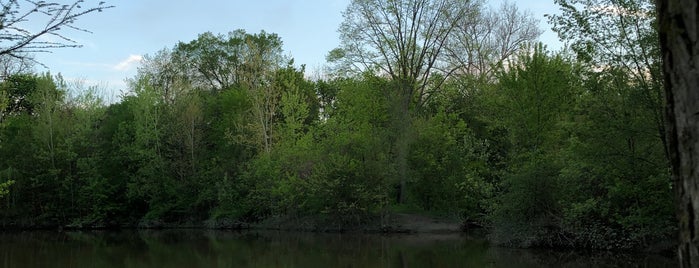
[386,213,462,233]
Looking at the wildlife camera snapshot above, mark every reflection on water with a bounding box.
[0,230,676,268]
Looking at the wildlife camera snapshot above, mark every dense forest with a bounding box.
[0,0,674,251]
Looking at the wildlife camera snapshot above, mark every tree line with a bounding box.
[0,0,677,251]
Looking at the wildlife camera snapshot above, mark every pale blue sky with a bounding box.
[26,1,561,99]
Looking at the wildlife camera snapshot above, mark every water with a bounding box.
[0,230,676,267]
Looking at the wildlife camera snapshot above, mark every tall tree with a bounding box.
[0,76,6,119]
[449,1,541,79]
[656,0,699,266]
[172,31,247,92]
[170,30,288,154]
[32,73,65,170]
[493,44,575,151]
[240,32,285,154]
[549,0,666,156]
[488,45,579,247]
[0,0,113,64]
[135,49,189,105]
[334,0,477,106]
[125,77,170,219]
[167,90,204,180]
[334,0,477,203]
[0,82,11,198]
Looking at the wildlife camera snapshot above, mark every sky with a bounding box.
[23,0,563,100]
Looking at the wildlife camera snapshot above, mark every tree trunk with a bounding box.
[657,0,699,266]
[392,85,414,204]
[396,128,410,204]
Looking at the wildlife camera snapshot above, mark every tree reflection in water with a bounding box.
[0,230,676,267]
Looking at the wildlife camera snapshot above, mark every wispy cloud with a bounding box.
[113,54,143,71]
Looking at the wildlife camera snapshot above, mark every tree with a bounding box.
[62,82,112,224]
[488,45,579,247]
[175,91,203,178]
[0,0,112,202]
[168,30,289,154]
[334,0,478,203]
[448,1,541,79]
[32,73,65,170]
[0,77,6,119]
[289,75,392,224]
[656,0,699,266]
[239,32,286,154]
[547,0,674,250]
[549,0,666,156]
[0,0,113,64]
[277,65,312,143]
[172,31,247,92]
[334,0,477,107]
[134,48,189,105]
[493,44,576,152]
[0,54,32,79]
[1,73,37,117]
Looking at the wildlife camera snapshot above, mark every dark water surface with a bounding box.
[0,230,676,267]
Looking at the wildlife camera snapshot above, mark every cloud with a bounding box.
[113,54,143,71]
[589,5,649,17]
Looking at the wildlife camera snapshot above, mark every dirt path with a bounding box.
[388,213,462,233]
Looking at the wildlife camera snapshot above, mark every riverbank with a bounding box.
[0,212,467,234]
[249,212,464,233]
[1,213,675,256]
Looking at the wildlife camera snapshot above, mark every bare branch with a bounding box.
[336,0,480,109]
[0,0,114,64]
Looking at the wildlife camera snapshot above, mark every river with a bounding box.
[0,230,676,267]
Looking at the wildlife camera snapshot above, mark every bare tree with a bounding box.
[334,0,479,203]
[656,0,699,266]
[135,48,189,105]
[0,54,32,78]
[449,1,541,78]
[242,33,286,154]
[0,0,113,64]
[335,0,478,107]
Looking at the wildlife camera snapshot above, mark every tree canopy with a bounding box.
[0,0,679,255]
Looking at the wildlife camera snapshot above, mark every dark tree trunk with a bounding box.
[657,0,699,266]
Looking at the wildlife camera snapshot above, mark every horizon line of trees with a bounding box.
[0,0,675,251]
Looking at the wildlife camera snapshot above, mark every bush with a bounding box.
[490,152,566,248]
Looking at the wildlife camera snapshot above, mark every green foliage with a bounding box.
[487,43,672,250]
[172,30,285,91]
[309,82,393,222]
[0,179,13,198]
[549,0,658,67]
[0,16,674,253]
[554,67,673,249]
[1,74,39,115]
[409,111,493,220]
[237,76,394,227]
[487,45,576,245]
[492,44,577,151]
[0,85,8,126]
[491,152,566,247]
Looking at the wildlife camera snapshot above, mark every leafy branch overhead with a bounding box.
[0,0,113,62]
